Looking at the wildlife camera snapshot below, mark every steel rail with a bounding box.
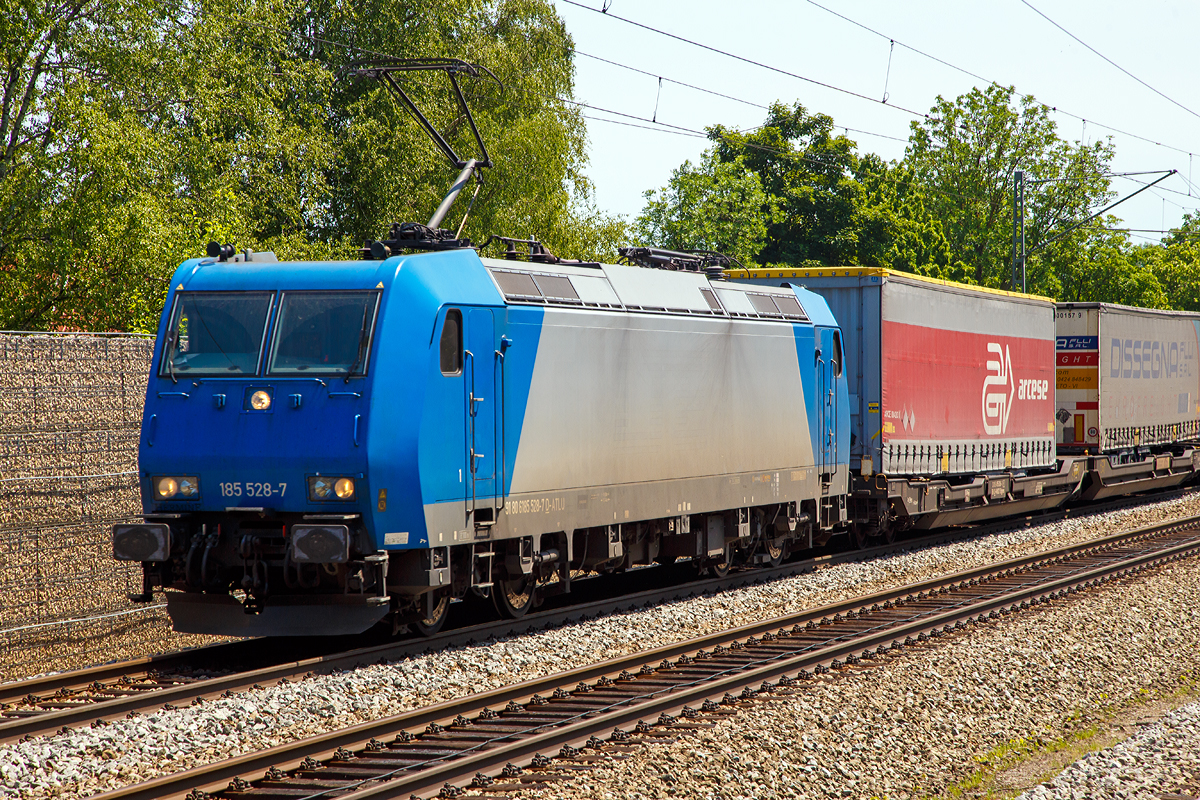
[89,514,1200,800]
[2,486,1191,744]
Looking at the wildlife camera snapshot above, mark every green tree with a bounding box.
[636,102,960,274]
[633,154,775,266]
[706,102,863,266]
[1144,213,1200,311]
[0,0,622,331]
[905,84,1114,294]
[1049,225,1167,308]
[0,0,194,329]
[854,156,967,280]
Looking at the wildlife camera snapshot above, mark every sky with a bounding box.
[549,0,1200,245]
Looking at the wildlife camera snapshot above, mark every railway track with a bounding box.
[90,513,1200,800]
[1,487,1192,745]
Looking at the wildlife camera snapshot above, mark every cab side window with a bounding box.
[440,309,462,375]
[831,331,844,377]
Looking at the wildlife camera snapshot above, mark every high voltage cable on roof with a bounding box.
[800,0,1198,159]
[558,0,930,119]
[1018,0,1200,123]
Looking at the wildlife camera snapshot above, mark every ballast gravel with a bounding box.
[2,493,1200,799]
[1017,699,1200,800]
[519,556,1200,800]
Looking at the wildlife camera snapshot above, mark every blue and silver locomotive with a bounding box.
[111,245,852,636]
[110,57,851,637]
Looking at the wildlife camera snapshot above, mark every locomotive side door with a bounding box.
[466,308,498,519]
[816,326,842,480]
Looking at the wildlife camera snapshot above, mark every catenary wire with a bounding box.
[238,16,1192,233]
[800,0,1198,159]
[558,0,930,118]
[1018,0,1200,123]
[573,49,909,144]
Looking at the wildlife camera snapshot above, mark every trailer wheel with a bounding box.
[851,523,872,550]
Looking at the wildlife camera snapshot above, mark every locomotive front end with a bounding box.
[113,252,399,636]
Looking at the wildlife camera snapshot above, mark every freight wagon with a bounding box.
[730,267,1085,539]
[1056,302,1200,499]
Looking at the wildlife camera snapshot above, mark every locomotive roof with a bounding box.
[167,250,838,326]
[479,257,836,326]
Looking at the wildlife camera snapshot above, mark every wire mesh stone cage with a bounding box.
[0,333,220,680]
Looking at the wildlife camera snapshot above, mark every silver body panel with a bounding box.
[422,301,829,542]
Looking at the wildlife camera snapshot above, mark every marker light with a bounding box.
[156,477,178,498]
[334,477,355,499]
[250,390,272,410]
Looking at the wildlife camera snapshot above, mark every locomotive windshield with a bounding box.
[267,291,381,376]
[160,292,273,377]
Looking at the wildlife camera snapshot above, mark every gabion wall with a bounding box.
[0,333,218,680]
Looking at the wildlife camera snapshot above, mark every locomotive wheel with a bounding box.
[494,575,535,618]
[413,593,450,636]
[762,538,784,567]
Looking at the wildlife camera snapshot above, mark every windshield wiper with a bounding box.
[345,305,371,383]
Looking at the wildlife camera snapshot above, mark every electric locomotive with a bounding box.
[110,245,852,636]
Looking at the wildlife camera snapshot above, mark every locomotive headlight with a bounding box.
[308,476,334,500]
[308,475,355,502]
[250,390,272,410]
[307,474,352,501]
[156,476,199,499]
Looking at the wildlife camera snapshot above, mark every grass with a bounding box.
[923,671,1200,800]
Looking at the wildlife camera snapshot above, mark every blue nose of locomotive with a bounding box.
[140,378,369,512]
[138,256,392,520]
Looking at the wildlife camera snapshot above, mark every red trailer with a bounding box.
[730,267,1085,537]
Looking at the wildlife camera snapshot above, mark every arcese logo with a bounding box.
[982,342,1049,436]
[982,343,1013,435]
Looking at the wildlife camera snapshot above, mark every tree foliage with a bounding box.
[633,155,774,267]
[634,102,963,277]
[0,0,623,331]
[906,84,1114,295]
